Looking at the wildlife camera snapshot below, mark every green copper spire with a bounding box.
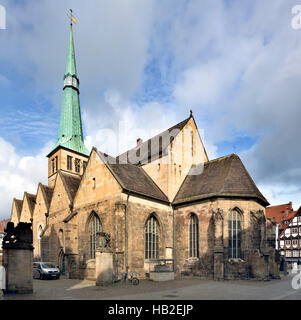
[65,27,77,77]
[48,26,89,157]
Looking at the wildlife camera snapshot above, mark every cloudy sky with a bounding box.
[0,0,300,219]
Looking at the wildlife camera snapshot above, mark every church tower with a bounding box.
[47,24,90,187]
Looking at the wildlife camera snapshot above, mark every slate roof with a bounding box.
[14,199,23,217]
[0,219,9,230]
[96,150,169,203]
[173,154,269,206]
[25,193,37,214]
[278,210,298,238]
[117,116,191,165]
[40,184,54,209]
[60,171,82,201]
[43,185,54,208]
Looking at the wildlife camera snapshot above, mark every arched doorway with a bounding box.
[37,225,43,260]
[58,250,66,277]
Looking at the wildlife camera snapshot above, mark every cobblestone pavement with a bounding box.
[1,272,301,300]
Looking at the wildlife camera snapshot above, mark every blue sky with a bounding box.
[0,0,301,219]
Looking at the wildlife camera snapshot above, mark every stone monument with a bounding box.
[95,231,113,286]
[2,222,33,294]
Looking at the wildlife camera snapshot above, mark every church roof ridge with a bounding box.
[205,153,237,164]
[117,116,191,165]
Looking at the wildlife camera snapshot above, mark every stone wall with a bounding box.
[2,222,33,294]
[10,200,20,226]
[3,248,33,293]
[48,148,89,187]
[32,185,48,260]
[19,194,33,223]
[174,198,279,280]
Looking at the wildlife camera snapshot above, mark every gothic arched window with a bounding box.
[228,210,241,258]
[145,215,159,259]
[189,214,199,258]
[89,213,102,259]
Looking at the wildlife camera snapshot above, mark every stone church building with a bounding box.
[9,26,279,281]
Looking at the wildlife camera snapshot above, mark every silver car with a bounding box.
[33,262,61,280]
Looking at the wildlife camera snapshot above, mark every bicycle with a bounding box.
[127,271,139,285]
[113,271,139,286]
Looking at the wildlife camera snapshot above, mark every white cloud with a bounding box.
[258,183,301,212]
[0,0,301,215]
[84,90,180,156]
[0,137,50,220]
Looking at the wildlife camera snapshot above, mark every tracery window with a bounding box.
[228,210,241,258]
[145,215,159,259]
[189,214,199,258]
[89,213,102,259]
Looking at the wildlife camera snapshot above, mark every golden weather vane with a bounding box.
[67,9,77,28]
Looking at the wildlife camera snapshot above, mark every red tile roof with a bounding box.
[0,219,9,231]
[266,202,294,224]
[278,211,297,235]
[0,224,3,233]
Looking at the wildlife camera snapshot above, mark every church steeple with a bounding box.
[48,25,89,157]
[65,26,77,77]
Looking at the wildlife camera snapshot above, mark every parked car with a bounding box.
[33,262,61,280]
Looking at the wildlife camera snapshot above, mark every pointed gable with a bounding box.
[96,149,169,203]
[49,171,81,214]
[26,193,37,214]
[20,192,37,223]
[73,148,122,208]
[60,171,81,202]
[10,198,23,225]
[173,154,269,206]
[33,183,54,219]
[41,184,54,209]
